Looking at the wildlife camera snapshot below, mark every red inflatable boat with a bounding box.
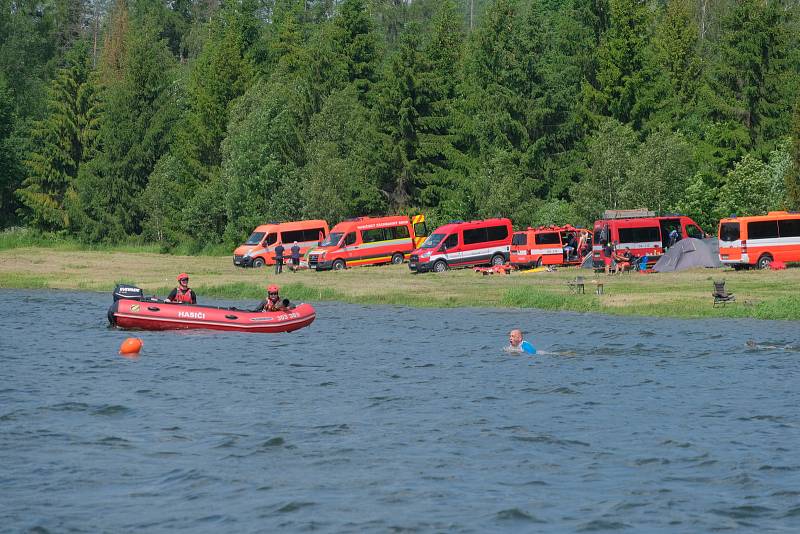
[108,286,315,333]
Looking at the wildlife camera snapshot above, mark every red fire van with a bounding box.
[592,211,705,267]
[510,225,592,268]
[233,220,329,267]
[307,214,427,270]
[409,218,512,273]
[719,211,800,269]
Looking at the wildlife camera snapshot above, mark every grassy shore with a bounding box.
[1,246,799,320]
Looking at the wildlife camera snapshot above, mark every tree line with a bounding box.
[2,0,800,250]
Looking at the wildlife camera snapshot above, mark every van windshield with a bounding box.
[719,222,740,242]
[245,232,265,245]
[319,232,344,247]
[419,233,445,249]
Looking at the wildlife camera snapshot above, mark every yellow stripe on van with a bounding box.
[414,236,425,247]
[349,256,391,266]
[411,214,425,225]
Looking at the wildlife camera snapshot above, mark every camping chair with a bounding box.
[712,280,735,307]
[567,276,585,294]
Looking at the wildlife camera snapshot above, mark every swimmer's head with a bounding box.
[746,340,757,348]
[509,329,523,348]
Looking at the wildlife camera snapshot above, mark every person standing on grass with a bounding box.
[290,241,301,272]
[274,243,285,274]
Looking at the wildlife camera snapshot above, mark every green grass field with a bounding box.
[1,244,799,320]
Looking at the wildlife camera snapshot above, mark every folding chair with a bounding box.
[712,280,735,307]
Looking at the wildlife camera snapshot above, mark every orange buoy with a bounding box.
[119,337,143,355]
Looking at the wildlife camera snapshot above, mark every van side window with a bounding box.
[487,225,508,241]
[362,228,385,243]
[686,225,703,239]
[305,228,326,241]
[512,233,527,246]
[535,232,560,245]
[344,232,357,246]
[444,234,458,248]
[463,228,487,245]
[618,227,660,243]
[748,221,779,239]
[778,219,800,238]
[265,233,278,246]
[389,225,410,239]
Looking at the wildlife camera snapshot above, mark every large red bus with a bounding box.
[719,211,800,269]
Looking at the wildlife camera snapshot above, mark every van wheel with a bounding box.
[391,253,404,265]
[252,258,265,268]
[332,259,346,271]
[433,260,447,273]
[535,257,543,268]
[757,254,773,270]
[491,254,505,266]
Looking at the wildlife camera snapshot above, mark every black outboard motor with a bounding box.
[113,284,143,302]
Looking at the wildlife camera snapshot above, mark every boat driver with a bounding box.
[166,273,197,304]
[254,284,290,312]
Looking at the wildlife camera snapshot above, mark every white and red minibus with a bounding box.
[719,211,800,269]
[409,218,513,273]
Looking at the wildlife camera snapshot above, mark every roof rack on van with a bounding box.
[448,220,464,224]
[345,217,363,221]
[603,208,655,219]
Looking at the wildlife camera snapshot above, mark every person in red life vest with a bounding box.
[253,284,290,312]
[166,273,197,304]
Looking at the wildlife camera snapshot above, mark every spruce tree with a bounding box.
[18,42,98,231]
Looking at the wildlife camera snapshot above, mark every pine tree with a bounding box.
[73,15,178,241]
[702,0,799,171]
[375,24,425,208]
[0,74,21,227]
[18,42,98,231]
[583,0,651,127]
[785,100,800,210]
[415,0,464,213]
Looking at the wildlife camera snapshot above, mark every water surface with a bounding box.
[1,289,798,532]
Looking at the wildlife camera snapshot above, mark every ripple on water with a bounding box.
[577,519,631,531]
[711,505,775,519]
[495,508,545,523]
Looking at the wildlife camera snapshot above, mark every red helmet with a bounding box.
[177,273,189,282]
[267,284,279,293]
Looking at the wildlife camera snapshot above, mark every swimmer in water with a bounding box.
[506,329,536,354]
[746,339,800,351]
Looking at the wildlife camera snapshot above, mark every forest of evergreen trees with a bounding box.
[2,0,800,250]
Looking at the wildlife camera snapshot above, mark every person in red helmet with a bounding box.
[253,284,290,312]
[166,273,197,304]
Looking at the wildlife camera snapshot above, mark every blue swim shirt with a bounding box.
[520,341,536,354]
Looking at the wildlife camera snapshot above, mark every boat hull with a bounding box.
[109,299,316,333]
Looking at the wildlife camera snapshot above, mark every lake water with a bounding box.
[1,289,798,532]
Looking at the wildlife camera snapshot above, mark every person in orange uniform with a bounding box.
[253,284,289,312]
[166,273,197,304]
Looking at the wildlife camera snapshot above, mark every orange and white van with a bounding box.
[307,215,427,270]
[592,212,705,268]
[408,218,512,273]
[233,220,329,268]
[510,225,592,268]
[719,211,800,269]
